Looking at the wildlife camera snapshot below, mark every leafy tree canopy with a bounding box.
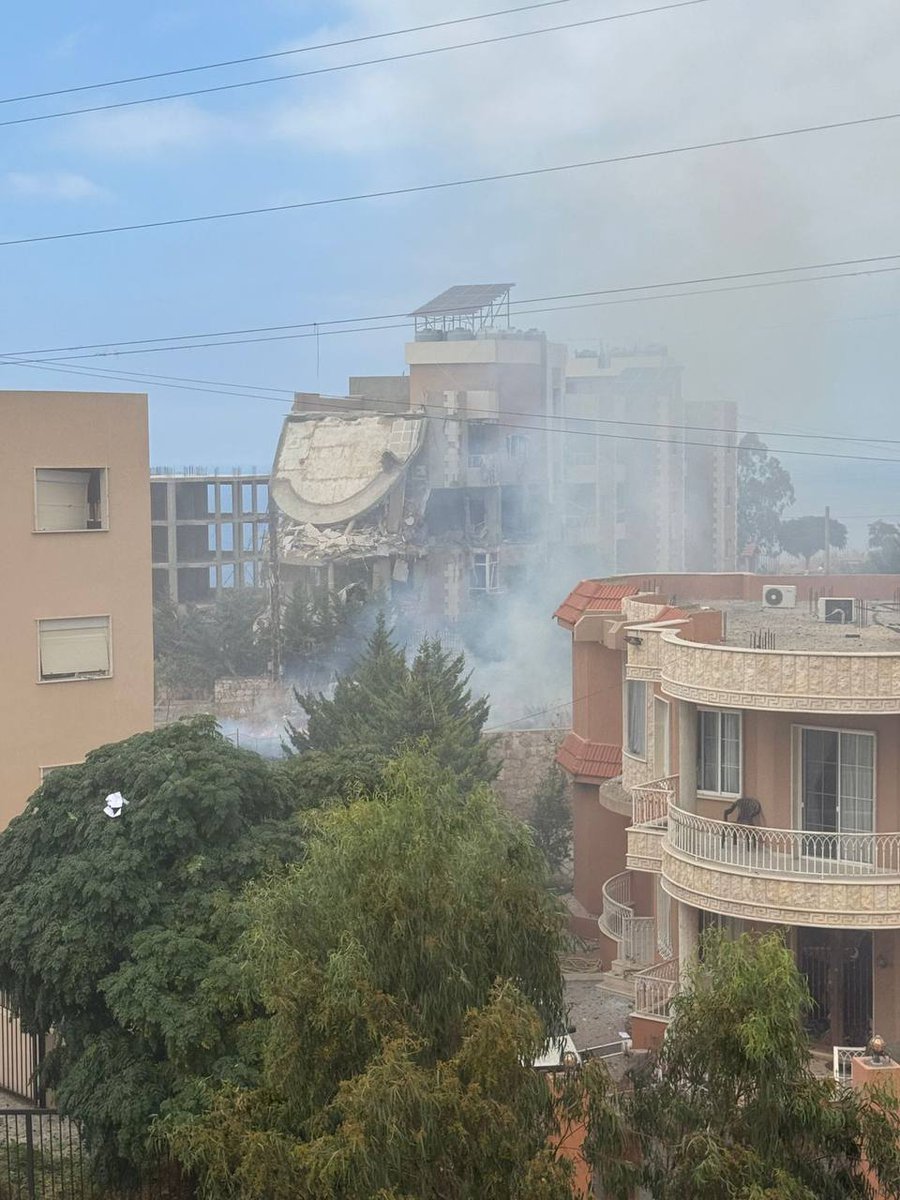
[287,614,498,789]
[867,520,900,573]
[528,764,572,877]
[778,513,848,568]
[586,932,900,1200]
[165,754,569,1199]
[154,591,269,702]
[0,718,313,1179]
[737,434,795,554]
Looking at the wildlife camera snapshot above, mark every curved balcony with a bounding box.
[660,630,900,714]
[599,872,655,966]
[626,776,677,872]
[662,806,900,928]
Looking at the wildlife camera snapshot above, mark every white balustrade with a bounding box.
[600,872,656,966]
[667,806,900,879]
[632,776,679,827]
[633,957,679,1019]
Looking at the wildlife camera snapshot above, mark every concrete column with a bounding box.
[166,480,178,604]
[678,900,699,986]
[678,699,698,813]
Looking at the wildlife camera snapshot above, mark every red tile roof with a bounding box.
[556,732,622,781]
[654,606,688,622]
[553,581,641,628]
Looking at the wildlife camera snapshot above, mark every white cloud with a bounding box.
[65,100,233,158]
[3,171,109,200]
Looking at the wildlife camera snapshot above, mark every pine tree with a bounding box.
[287,616,497,788]
[528,765,572,876]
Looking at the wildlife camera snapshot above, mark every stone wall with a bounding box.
[212,677,294,719]
[490,728,569,821]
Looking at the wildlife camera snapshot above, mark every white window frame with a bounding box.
[37,615,112,683]
[33,467,108,534]
[791,724,877,835]
[697,707,742,798]
[471,551,501,594]
[624,679,648,760]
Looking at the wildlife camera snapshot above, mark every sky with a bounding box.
[3,0,900,546]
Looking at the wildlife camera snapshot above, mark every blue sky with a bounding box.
[4,0,900,546]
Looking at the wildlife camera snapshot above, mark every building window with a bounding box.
[38,616,110,682]
[221,564,235,589]
[257,483,269,512]
[242,523,254,552]
[471,551,500,593]
[506,433,529,460]
[625,680,647,758]
[220,523,234,553]
[243,561,256,586]
[35,468,107,532]
[207,525,217,553]
[255,522,269,551]
[241,483,254,513]
[797,727,875,838]
[220,484,234,514]
[698,709,741,795]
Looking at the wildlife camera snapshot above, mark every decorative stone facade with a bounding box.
[490,728,568,821]
[626,825,664,873]
[661,845,900,928]
[661,632,900,714]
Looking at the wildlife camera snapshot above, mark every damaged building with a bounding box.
[267,284,739,632]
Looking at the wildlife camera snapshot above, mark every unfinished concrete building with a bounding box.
[150,469,270,604]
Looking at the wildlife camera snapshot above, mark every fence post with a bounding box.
[24,1111,37,1200]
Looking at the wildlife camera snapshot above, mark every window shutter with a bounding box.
[39,617,110,678]
[35,470,90,531]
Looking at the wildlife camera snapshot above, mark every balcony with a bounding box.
[662,806,900,928]
[633,957,679,1019]
[626,776,677,872]
[660,630,900,714]
[599,872,655,968]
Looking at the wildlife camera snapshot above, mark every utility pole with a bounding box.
[824,505,831,576]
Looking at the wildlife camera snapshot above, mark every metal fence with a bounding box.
[0,998,44,1107]
[0,1110,191,1200]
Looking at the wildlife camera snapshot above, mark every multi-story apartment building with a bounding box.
[150,469,270,605]
[555,572,900,1055]
[560,347,737,573]
[270,285,567,627]
[0,391,155,828]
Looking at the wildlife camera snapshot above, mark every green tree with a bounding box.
[585,932,900,1199]
[164,755,570,1199]
[0,718,310,1181]
[779,513,848,569]
[528,764,572,877]
[737,434,795,554]
[153,593,268,705]
[288,615,498,789]
[867,520,900,572]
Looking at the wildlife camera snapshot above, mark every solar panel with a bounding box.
[410,283,513,317]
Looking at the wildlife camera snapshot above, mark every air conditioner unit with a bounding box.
[818,597,855,624]
[762,585,797,609]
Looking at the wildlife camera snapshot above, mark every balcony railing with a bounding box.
[632,775,679,827]
[667,805,900,879]
[600,872,656,966]
[633,957,679,1019]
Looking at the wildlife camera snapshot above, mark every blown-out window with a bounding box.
[35,468,107,531]
[39,617,111,681]
[625,680,647,758]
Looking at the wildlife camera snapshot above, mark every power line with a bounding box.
[4,107,900,249]
[0,1,593,103]
[0,2,710,131]
[6,249,900,360]
[8,351,900,467]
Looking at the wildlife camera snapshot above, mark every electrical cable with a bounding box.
[6,249,900,359]
[0,2,711,131]
[8,350,900,466]
[4,107,900,249]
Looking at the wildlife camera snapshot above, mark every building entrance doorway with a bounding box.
[796,928,872,1047]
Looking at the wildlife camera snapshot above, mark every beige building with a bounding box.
[555,572,900,1063]
[0,391,155,828]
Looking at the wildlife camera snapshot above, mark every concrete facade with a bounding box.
[556,571,900,1051]
[0,390,155,827]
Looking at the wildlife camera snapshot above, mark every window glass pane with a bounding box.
[626,681,646,757]
[242,483,254,513]
[39,617,110,680]
[257,483,269,512]
[220,523,234,552]
[220,484,233,514]
[839,732,874,834]
[698,710,720,792]
[207,525,216,552]
[720,712,741,793]
[243,561,256,586]
[802,729,838,833]
[242,523,254,551]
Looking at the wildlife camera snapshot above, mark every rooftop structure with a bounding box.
[410,283,513,339]
[555,571,900,1059]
